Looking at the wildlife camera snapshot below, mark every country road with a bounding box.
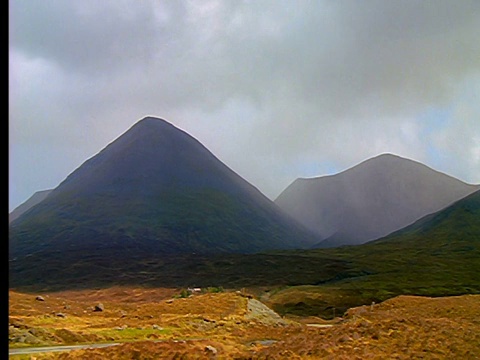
[306,323,334,328]
[9,342,121,356]
[9,338,209,357]
[9,324,333,356]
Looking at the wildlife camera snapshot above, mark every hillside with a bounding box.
[275,153,479,247]
[9,117,319,285]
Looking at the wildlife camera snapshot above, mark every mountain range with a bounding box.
[9,117,319,260]
[9,116,480,298]
[275,154,479,247]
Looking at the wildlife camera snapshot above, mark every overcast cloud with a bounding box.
[9,0,480,211]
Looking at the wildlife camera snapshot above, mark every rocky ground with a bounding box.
[9,288,480,359]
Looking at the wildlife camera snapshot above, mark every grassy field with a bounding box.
[9,289,480,359]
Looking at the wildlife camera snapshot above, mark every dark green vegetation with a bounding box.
[10,190,480,319]
[9,117,318,258]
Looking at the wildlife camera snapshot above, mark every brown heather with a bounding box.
[9,288,480,359]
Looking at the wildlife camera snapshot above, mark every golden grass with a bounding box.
[9,288,480,359]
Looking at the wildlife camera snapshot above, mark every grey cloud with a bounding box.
[10,1,180,74]
[9,0,480,210]
[12,0,479,115]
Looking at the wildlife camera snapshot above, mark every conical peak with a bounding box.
[121,116,191,145]
[131,116,175,132]
[137,116,168,124]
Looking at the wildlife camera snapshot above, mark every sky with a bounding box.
[9,0,480,212]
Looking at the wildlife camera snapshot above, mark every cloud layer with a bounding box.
[9,0,480,211]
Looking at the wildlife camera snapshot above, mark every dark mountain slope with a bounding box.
[9,117,319,266]
[275,153,479,247]
[9,189,52,223]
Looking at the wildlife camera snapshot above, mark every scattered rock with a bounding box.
[152,324,163,330]
[94,303,104,312]
[54,328,87,343]
[337,335,352,343]
[205,345,218,355]
[13,333,42,345]
[251,340,277,346]
[166,299,174,304]
[56,313,66,318]
[35,296,45,302]
[245,299,289,326]
[114,325,127,331]
[9,318,26,329]
[345,305,368,317]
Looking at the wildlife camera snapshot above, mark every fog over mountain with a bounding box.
[9,117,319,259]
[275,154,480,247]
[372,188,480,245]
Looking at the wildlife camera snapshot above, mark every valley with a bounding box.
[9,117,480,358]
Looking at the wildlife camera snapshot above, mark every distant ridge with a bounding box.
[275,153,480,247]
[9,189,52,223]
[9,117,319,268]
